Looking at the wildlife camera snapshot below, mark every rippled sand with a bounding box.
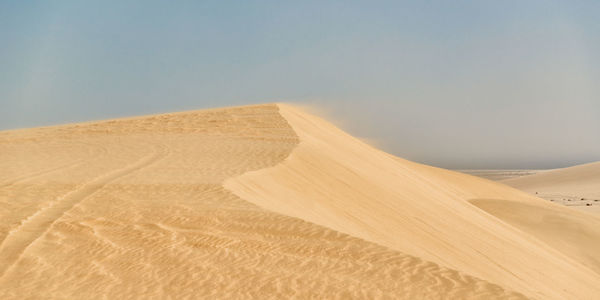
[1,104,598,299]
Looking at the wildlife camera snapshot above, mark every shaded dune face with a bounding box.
[469,198,600,275]
[225,104,600,300]
[0,104,526,299]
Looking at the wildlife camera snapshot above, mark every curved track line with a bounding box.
[0,141,109,188]
[0,160,84,188]
[0,148,166,278]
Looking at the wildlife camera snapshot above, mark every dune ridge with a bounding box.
[225,103,600,299]
[0,104,529,299]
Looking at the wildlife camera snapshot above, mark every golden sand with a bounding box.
[1,104,598,299]
[504,162,600,214]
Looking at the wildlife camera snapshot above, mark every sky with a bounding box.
[1,1,599,169]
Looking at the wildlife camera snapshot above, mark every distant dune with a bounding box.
[458,170,539,181]
[1,104,599,299]
[503,162,600,214]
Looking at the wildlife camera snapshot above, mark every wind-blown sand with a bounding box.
[1,104,599,299]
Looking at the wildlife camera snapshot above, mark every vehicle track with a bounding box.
[0,146,167,278]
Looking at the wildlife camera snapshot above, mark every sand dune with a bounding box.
[1,103,598,299]
[458,170,539,181]
[503,162,600,214]
[226,104,600,299]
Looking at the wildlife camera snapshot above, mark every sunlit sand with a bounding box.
[1,104,598,299]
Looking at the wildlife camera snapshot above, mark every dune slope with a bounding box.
[0,104,528,299]
[226,104,600,299]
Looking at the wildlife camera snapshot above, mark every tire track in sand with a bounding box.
[0,160,84,188]
[0,146,167,278]
[0,140,109,188]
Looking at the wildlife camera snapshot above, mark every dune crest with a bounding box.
[225,103,600,299]
[0,104,528,299]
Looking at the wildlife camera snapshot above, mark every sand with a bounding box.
[459,170,539,181]
[503,162,600,214]
[1,103,599,299]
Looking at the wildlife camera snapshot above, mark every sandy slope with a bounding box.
[0,104,528,299]
[503,162,600,213]
[225,104,600,299]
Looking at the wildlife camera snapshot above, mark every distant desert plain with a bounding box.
[1,103,599,299]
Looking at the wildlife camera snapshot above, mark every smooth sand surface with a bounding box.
[1,103,598,299]
[503,162,600,214]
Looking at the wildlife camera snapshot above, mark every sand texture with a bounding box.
[1,104,598,299]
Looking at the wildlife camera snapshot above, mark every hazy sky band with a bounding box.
[1,1,599,169]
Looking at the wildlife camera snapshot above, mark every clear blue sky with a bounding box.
[1,1,599,168]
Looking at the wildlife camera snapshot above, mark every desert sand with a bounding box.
[459,170,539,181]
[502,162,600,214]
[1,103,599,299]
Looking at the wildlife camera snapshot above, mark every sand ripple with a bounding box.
[1,104,527,299]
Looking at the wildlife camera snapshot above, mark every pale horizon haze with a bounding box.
[1,1,599,169]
